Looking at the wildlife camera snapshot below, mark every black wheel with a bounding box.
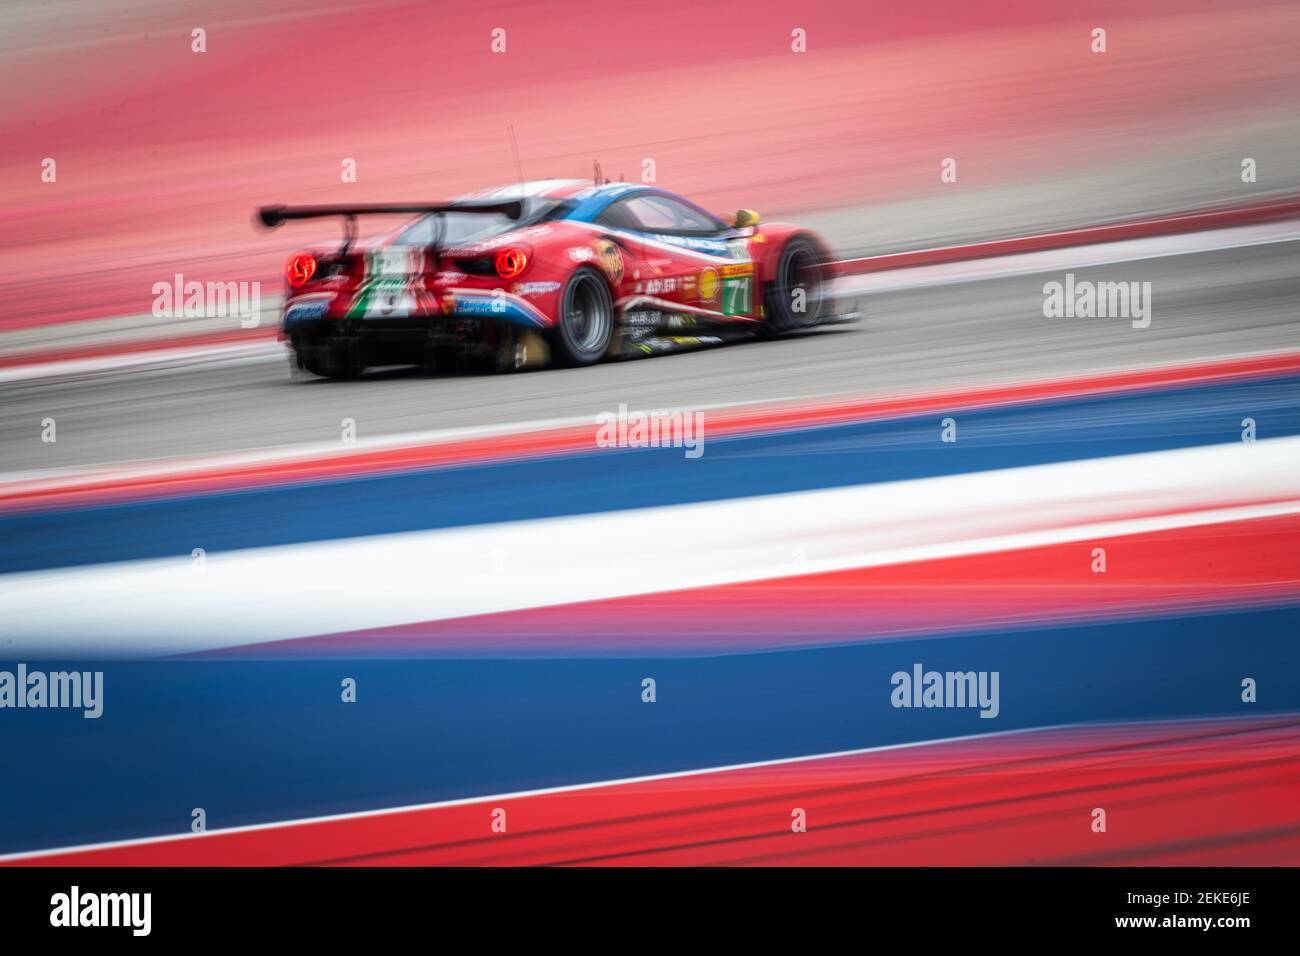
[549,266,614,367]
[761,236,827,336]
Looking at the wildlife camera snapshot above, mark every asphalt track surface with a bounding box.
[2,239,1298,472]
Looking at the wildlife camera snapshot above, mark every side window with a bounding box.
[622,196,723,234]
[595,201,640,232]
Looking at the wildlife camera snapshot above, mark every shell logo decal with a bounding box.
[698,267,719,301]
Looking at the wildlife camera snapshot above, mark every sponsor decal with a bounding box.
[698,267,719,301]
[595,239,625,284]
[513,281,562,296]
[351,277,418,319]
[283,298,332,325]
[722,274,753,316]
[721,263,754,278]
[653,233,729,254]
[471,225,552,252]
[643,277,681,295]
[454,296,509,317]
[446,289,547,326]
[568,247,596,262]
[632,335,723,355]
[623,309,660,341]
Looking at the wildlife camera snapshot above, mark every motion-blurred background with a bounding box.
[2,0,1297,331]
[2,0,1299,867]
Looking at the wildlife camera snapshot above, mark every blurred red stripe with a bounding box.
[11,716,1297,866]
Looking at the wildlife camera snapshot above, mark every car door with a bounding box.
[599,194,755,329]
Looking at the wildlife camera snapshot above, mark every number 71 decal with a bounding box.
[722,276,752,315]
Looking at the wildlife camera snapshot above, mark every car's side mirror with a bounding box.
[733,209,760,228]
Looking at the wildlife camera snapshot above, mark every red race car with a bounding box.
[258,179,855,378]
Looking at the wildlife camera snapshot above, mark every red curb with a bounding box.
[7,716,1296,866]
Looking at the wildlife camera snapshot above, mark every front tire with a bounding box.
[761,236,828,336]
[549,267,614,367]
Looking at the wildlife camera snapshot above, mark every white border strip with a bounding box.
[0,339,286,385]
[838,220,1300,295]
[3,438,1298,655]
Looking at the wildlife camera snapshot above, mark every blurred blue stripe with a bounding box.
[2,373,1297,574]
[1,603,1296,856]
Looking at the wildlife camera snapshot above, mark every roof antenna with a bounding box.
[508,125,525,191]
[593,159,604,186]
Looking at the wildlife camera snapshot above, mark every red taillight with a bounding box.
[286,253,317,287]
[495,247,528,279]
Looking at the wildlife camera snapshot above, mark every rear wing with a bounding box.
[255,200,526,251]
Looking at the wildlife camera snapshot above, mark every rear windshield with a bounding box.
[392,199,569,247]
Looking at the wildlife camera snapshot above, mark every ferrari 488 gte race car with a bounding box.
[258,179,854,377]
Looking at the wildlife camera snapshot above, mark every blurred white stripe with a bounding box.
[0,340,286,384]
[839,221,1300,295]
[1,436,1298,656]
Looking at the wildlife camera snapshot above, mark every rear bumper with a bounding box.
[286,314,499,360]
[283,310,555,373]
[282,288,551,336]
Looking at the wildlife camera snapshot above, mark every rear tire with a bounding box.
[761,236,827,337]
[549,267,614,367]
